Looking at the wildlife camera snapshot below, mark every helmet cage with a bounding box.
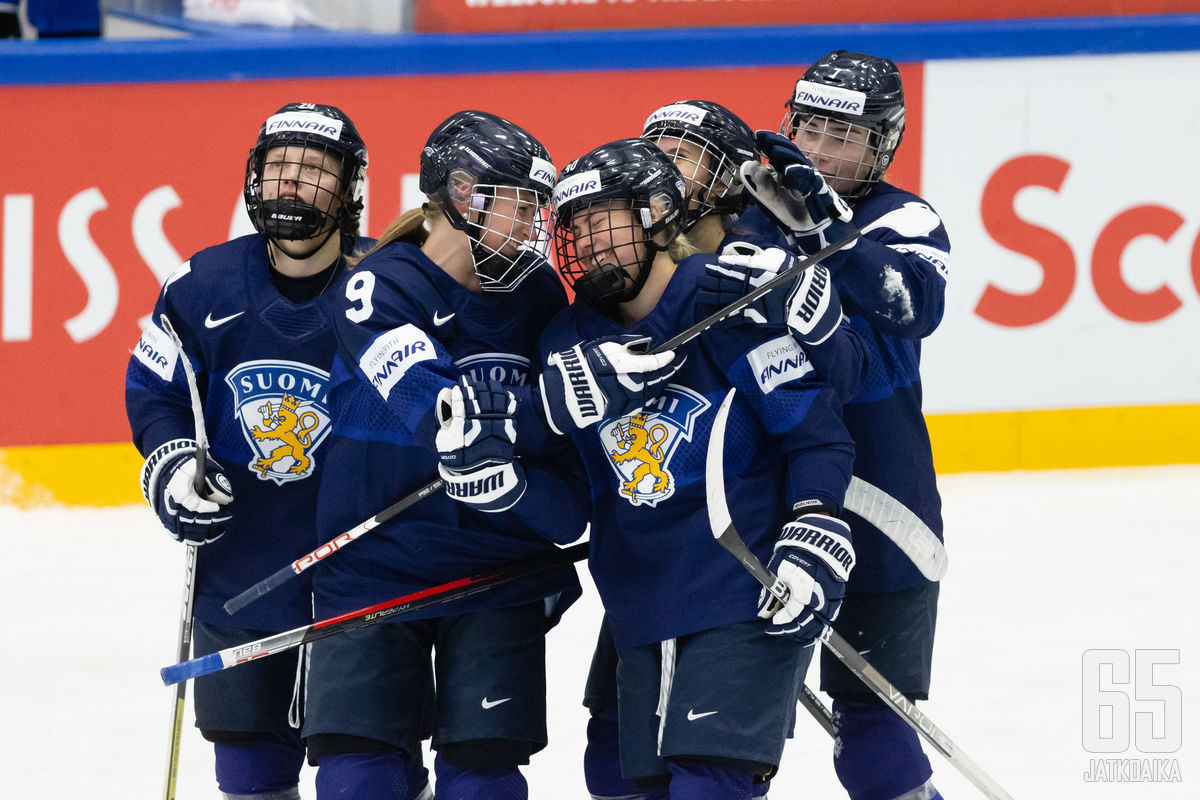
[244,104,367,245]
[457,178,553,293]
[781,111,892,199]
[554,196,668,310]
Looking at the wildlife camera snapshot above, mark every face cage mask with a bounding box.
[647,131,738,224]
[250,139,349,243]
[553,200,658,309]
[462,184,552,293]
[781,111,886,199]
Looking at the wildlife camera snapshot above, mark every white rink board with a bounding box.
[920,52,1200,414]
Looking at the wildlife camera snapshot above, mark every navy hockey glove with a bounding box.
[140,439,233,545]
[539,336,682,434]
[435,377,527,512]
[742,131,856,255]
[698,245,844,346]
[756,513,855,642]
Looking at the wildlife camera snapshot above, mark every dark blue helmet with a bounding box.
[551,138,687,309]
[643,99,756,225]
[420,110,556,292]
[782,50,905,197]
[244,102,368,243]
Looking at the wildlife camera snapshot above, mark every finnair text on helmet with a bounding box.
[793,81,866,116]
[552,169,602,210]
[645,104,708,128]
[265,111,345,140]
[529,157,556,187]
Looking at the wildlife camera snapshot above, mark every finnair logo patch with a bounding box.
[746,335,812,394]
[645,103,708,129]
[529,156,556,187]
[793,81,866,116]
[133,320,179,381]
[264,111,343,141]
[552,169,602,211]
[360,324,436,401]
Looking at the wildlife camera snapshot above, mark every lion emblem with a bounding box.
[249,393,319,477]
[609,413,671,500]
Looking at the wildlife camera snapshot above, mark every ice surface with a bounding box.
[1,466,1196,797]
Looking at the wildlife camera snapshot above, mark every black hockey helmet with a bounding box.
[420,110,556,292]
[551,138,687,310]
[643,99,756,226]
[781,50,906,197]
[244,102,368,245]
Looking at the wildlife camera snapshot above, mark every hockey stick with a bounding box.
[157,314,207,800]
[646,228,860,355]
[223,477,444,615]
[705,388,1015,800]
[164,541,588,686]
[800,685,836,737]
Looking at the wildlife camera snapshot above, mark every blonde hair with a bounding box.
[666,232,699,264]
[347,204,439,266]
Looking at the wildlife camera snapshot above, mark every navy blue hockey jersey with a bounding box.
[313,241,584,621]
[540,256,854,650]
[825,182,951,592]
[126,234,368,631]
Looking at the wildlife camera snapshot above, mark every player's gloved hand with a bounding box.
[539,336,682,434]
[756,512,855,642]
[435,377,527,512]
[741,131,857,254]
[140,439,234,545]
[697,245,844,345]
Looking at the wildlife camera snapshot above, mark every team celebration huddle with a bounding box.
[129,49,968,800]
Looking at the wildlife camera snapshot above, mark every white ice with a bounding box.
[1,466,1197,798]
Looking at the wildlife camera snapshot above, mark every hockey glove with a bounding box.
[539,336,682,434]
[140,438,233,545]
[698,245,844,346]
[435,377,527,512]
[756,513,855,642]
[742,131,856,255]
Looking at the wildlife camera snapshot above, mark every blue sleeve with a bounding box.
[125,279,201,456]
[833,198,950,340]
[799,316,869,402]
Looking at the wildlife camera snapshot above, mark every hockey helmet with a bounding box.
[244,102,368,244]
[551,138,687,310]
[643,99,756,226]
[781,50,906,197]
[420,110,556,292]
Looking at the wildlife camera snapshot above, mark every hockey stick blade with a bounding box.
[165,541,588,685]
[648,228,860,356]
[704,390,1015,800]
[223,477,444,615]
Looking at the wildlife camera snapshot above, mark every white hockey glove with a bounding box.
[699,245,844,346]
[742,131,857,255]
[435,377,527,513]
[756,512,855,642]
[538,335,682,434]
[140,438,233,545]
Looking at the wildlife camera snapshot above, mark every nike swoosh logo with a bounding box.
[687,709,718,721]
[481,697,510,710]
[204,311,244,329]
[433,311,455,326]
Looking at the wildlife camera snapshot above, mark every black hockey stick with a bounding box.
[223,477,444,615]
[646,228,860,355]
[156,314,207,800]
[164,542,588,685]
[705,388,1015,800]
